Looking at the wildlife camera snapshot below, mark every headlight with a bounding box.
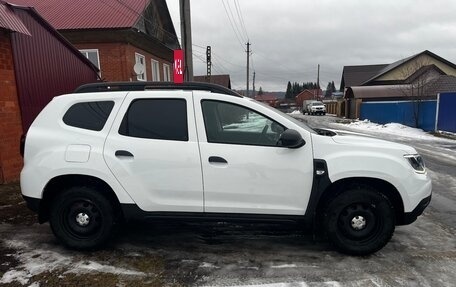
[404,154,425,173]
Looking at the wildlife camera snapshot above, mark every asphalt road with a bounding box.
[0,115,455,287]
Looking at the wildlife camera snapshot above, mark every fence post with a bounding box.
[434,93,440,132]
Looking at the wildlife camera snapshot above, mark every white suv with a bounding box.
[21,82,432,255]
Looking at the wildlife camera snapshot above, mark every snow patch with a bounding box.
[334,119,453,142]
[223,283,309,287]
[199,262,220,269]
[270,264,297,269]
[0,239,144,285]
[68,261,144,276]
[288,110,302,115]
[0,270,29,285]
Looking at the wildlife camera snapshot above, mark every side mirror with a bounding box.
[278,129,305,148]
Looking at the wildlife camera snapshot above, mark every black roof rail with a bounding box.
[74,81,242,97]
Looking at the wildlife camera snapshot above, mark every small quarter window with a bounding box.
[63,101,114,131]
[119,99,188,141]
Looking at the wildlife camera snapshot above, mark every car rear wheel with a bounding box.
[323,188,395,255]
[49,186,115,250]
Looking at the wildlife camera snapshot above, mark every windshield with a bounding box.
[312,102,324,106]
[252,99,316,133]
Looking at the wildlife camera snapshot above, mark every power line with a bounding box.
[226,0,247,42]
[234,0,249,40]
[221,0,246,50]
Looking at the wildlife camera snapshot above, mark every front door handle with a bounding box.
[115,150,134,157]
[209,156,227,164]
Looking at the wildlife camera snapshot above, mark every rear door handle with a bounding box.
[115,150,134,157]
[209,156,227,164]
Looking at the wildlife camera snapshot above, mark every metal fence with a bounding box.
[436,92,456,133]
[360,101,437,131]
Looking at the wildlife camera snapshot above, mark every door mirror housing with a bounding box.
[278,129,305,148]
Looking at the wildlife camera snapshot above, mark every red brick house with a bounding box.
[295,89,323,108]
[255,93,278,107]
[0,2,99,183]
[194,75,232,89]
[11,0,180,82]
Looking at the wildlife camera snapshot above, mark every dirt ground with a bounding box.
[0,183,179,287]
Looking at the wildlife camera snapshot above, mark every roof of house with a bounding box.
[9,0,180,50]
[9,0,148,29]
[340,64,388,89]
[296,89,323,97]
[1,1,98,72]
[345,75,456,100]
[194,75,231,89]
[425,75,456,97]
[345,85,411,99]
[341,51,456,89]
[361,50,456,85]
[0,1,30,34]
[255,93,277,101]
[404,64,445,84]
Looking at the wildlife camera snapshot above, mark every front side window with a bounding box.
[201,100,285,146]
[152,60,160,81]
[63,101,114,131]
[119,99,188,141]
[135,53,146,81]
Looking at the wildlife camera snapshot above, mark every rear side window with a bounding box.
[119,99,188,141]
[63,101,114,131]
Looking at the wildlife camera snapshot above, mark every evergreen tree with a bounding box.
[258,87,264,95]
[325,82,332,97]
[331,81,336,92]
[285,81,292,99]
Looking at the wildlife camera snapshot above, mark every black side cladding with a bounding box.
[303,160,332,227]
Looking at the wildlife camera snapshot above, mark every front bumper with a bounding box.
[398,194,431,225]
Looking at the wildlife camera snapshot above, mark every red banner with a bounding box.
[173,50,184,83]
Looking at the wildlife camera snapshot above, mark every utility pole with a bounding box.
[246,41,250,97]
[180,0,193,81]
[206,46,211,80]
[252,71,256,98]
[316,64,320,99]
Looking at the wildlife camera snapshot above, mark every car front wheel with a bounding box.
[49,186,115,250]
[324,188,395,255]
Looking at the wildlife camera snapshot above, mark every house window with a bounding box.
[135,53,146,81]
[163,64,171,81]
[79,49,100,69]
[152,59,160,81]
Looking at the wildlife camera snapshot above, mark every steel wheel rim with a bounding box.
[61,199,102,239]
[337,202,381,241]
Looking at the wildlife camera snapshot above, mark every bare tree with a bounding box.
[399,58,441,128]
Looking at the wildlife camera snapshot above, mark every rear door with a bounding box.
[104,91,203,212]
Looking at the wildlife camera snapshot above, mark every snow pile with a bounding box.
[288,110,302,115]
[334,119,450,141]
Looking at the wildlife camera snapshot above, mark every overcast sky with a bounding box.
[165,0,456,92]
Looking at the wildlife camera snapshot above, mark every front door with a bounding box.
[193,93,314,215]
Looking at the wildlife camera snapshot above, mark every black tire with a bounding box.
[49,186,115,250]
[323,188,395,256]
